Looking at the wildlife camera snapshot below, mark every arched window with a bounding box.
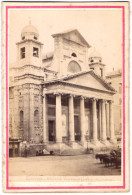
[71,53,77,57]
[34,36,37,40]
[34,110,39,127]
[20,111,24,128]
[68,61,81,73]
[90,59,94,63]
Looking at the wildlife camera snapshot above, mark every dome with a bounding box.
[21,21,39,35]
[89,50,102,59]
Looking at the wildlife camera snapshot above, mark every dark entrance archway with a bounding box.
[74,115,81,141]
[48,120,55,141]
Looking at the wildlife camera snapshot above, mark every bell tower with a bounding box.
[88,50,106,78]
[16,20,43,67]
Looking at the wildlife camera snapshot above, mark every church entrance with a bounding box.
[74,116,81,141]
[48,120,55,142]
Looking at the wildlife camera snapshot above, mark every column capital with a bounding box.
[42,94,47,98]
[108,100,114,104]
[91,97,98,102]
[53,92,61,96]
[105,100,109,104]
[100,99,107,103]
[69,94,76,98]
[80,96,85,100]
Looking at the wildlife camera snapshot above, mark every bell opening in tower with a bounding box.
[20,47,25,59]
[33,47,39,57]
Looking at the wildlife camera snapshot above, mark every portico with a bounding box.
[42,71,116,146]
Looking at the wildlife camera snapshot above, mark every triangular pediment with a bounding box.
[52,29,90,48]
[62,71,115,93]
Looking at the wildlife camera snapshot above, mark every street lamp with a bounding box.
[85,130,89,152]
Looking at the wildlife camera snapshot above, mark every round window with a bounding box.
[68,61,81,73]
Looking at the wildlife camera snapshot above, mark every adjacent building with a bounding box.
[106,69,122,139]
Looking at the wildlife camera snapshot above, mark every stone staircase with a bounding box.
[44,142,86,156]
[44,141,116,156]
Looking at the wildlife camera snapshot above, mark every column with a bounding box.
[109,100,115,142]
[92,98,98,142]
[43,95,48,143]
[69,95,75,142]
[80,96,85,143]
[98,101,102,140]
[106,101,109,138]
[101,99,107,141]
[56,94,62,142]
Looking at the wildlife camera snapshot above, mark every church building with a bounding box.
[9,21,117,157]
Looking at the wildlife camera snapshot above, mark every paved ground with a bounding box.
[9,154,121,176]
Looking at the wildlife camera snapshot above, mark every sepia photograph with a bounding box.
[2,1,129,193]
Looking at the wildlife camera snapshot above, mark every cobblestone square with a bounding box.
[9,154,121,176]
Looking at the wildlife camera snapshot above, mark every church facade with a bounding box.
[9,22,117,157]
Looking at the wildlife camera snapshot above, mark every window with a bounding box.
[119,98,122,105]
[71,53,77,57]
[48,96,56,105]
[90,59,94,63]
[90,68,94,71]
[68,61,81,73]
[100,68,103,77]
[20,47,25,59]
[119,85,122,94]
[33,47,39,57]
[20,111,24,128]
[34,110,39,126]
[48,107,55,116]
[34,36,37,40]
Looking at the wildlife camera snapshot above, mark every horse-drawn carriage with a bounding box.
[95,148,121,168]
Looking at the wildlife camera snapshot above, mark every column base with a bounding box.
[43,141,49,145]
[100,139,107,145]
[80,140,85,146]
[56,141,63,143]
[109,138,117,144]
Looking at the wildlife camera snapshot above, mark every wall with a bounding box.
[106,71,122,136]
[52,32,89,76]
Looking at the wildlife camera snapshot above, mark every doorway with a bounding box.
[74,116,81,141]
[48,120,55,141]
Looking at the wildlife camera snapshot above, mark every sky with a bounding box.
[9,8,123,73]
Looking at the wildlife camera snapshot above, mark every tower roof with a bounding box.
[89,50,102,58]
[21,20,38,35]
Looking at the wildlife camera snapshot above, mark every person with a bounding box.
[24,145,27,157]
[43,149,50,155]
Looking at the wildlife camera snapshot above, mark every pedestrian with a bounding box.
[24,145,27,158]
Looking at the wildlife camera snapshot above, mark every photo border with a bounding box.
[5,4,126,191]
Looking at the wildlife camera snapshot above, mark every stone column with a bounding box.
[56,94,62,142]
[43,94,48,144]
[101,99,107,142]
[109,100,115,142]
[68,95,75,142]
[80,96,85,143]
[106,101,109,138]
[98,101,102,140]
[92,98,98,142]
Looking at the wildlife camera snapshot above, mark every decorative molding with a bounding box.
[90,97,98,101]
[100,99,107,103]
